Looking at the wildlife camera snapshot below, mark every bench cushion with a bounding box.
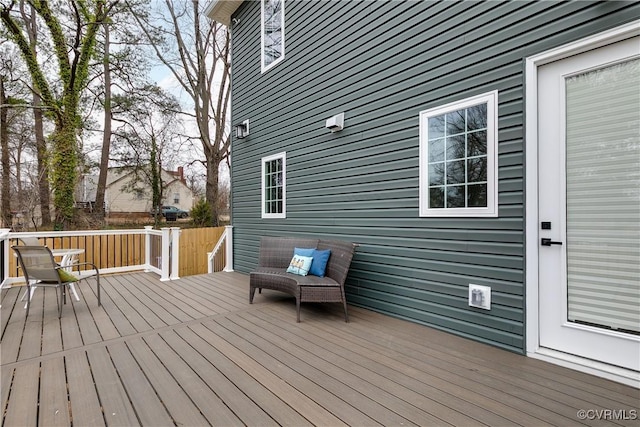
[251,267,340,287]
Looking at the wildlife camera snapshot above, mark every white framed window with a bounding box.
[261,0,285,73]
[419,91,498,217]
[261,152,286,218]
[173,192,180,204]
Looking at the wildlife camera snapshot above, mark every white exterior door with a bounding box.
[537,35,640,372]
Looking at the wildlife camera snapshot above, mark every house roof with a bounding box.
[204,0,242,26]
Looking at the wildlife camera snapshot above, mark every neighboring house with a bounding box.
[78,166,194,216]
[206,1,640,385]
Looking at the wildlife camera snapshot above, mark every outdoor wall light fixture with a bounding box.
[325,112,344,133]
[236,120,249,139]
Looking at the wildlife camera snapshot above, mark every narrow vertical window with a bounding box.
[261,0,285,72]
[419,91,498,217]
[261,152,286,218]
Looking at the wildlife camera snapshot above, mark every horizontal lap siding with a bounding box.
[229,0,638,353]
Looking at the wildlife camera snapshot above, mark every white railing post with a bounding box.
[224,225,234,272]
[0,228,11,289]
[144,226,153,272]
[160,227,171,281]
[170,227,180,280]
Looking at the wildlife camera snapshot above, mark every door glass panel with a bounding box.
[565,58,640,334]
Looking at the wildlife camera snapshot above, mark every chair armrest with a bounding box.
[60,262,100,276]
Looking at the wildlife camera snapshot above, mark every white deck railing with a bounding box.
[207,225,233,273]
[0,227,182,288]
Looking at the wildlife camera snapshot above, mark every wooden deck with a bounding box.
[1,271,638,427]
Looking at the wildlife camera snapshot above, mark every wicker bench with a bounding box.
[249,237,357,322]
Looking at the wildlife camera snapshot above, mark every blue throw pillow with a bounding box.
[286,255,313,276]
[309,249,331,277]
[294,247,315,257]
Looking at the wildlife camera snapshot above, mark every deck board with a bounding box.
[126,336,211,426]
[296,309,562,425]
[247,306,508,426]
[126,275,201,321]
[66,351,105,427]
[86,346,139,426]
[142,333,244,426]
[221,312,419,426]
[39,357,71,427]
[3,364,39,426]
[107,340,175,426]
[161,327,278,426]
[1,271,638,426]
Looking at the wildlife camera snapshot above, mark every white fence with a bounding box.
[0,227,182,288]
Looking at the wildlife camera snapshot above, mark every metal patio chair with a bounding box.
[16,237,84,305]
[17,236,45,305]
[12,245,101,318]
[18,236,42,246]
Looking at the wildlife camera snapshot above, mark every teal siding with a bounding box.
[228,0,639,353]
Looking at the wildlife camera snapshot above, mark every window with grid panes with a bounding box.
[261,152,286,218]
[419,91,498,217]
[261,0,285,73]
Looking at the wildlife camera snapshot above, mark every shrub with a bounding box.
[190,198,213,227]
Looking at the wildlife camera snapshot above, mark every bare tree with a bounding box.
[128,0,230,226]
[0,43,31,228]
[0,73,9,227]
[110,84,185,227]
[88,0,151,221]
[20,1,51,226]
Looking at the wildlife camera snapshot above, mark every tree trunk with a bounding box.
[33,94,51,227]
[206,155,220,227]
[94,22,111,220]
[51,115,78,230]
[26,3,51,227]
[0,76,11,228]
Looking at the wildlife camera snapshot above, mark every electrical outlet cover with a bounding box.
[468,284,491,310]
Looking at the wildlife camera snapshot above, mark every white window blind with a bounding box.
[565,58,640,333]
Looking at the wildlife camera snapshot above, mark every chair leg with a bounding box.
[97,275,101,306]
[25,285,30,318]
[341,289,349,322]
[69,282,80,301]
[296,297,301,323]
[56,287,63,319]
[23,286,37,310]
[249,286,256,303]
[342,299,349,322]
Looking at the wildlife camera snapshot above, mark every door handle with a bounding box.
[541,238,563,246]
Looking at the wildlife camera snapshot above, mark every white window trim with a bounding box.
[419,90,499,217]
[261,0,285,73]
[261,151,286,219]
